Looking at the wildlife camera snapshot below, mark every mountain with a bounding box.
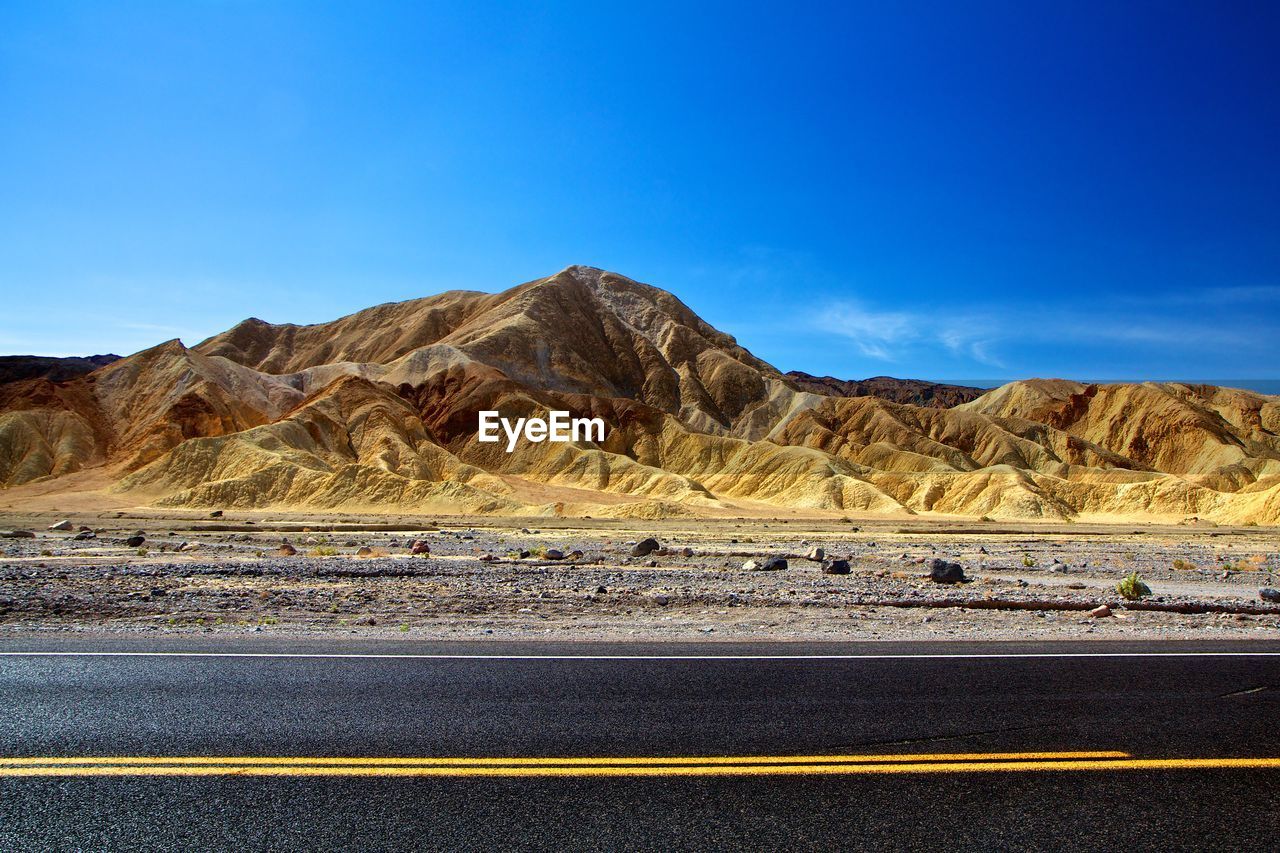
[3,265,1279,523]
[0,354,120,386]
[782,371,983,408]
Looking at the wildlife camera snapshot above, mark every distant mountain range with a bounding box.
[2,266,1278,523]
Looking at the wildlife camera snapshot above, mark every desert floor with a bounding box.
[2,510,1278,642]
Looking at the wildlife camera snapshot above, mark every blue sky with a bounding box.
[2,1,1278,380]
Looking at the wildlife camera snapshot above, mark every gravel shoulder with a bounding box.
[2,511,1279,643]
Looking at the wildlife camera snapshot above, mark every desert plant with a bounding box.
[309,546,338,557]
[1172,558,1196,571]
[1117,572,1152,601]
[1022,555,1037,567]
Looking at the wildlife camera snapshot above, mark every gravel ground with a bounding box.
[2,512,1279,641]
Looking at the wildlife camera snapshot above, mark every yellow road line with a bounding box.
[0,751,1130,767]
[2,758,1280,778]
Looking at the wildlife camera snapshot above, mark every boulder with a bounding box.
[929,558,967,584]
[1260,588,1280,604]
[72,531,96,541]
[209,510,223,518]
[355,546,374,557]
[125,535,146,548]
[543,548,565,560]
[744,557,787,571]
[276,543,298,556]
[631,537,660,557]
[805,546,825,562]
[1089,605,1112,618]
[410,540,431,555]
[48,520,73,531]
[680,547,694,558]
[1,530,35,538]
[823,559,851,575]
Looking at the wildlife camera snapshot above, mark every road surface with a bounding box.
[2,637,1279,850]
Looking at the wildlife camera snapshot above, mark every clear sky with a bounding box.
[2,1,1278,381]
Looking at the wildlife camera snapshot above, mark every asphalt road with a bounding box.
[2,637,1279,851]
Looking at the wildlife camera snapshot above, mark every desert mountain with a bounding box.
[3,265,1279,524]
[0,354,120,386]
[783,372,983,408]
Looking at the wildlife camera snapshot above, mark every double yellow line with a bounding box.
[4,752,1280,778]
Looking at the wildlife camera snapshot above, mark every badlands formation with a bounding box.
[2,265,1279,524]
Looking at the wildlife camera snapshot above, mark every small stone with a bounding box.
[2,530,36,538]
[631,537,660,557]
[744,557,787,571]
[356,546,374,557]
[1260,588,1280,604]
[823,559,851,575]
[276,543,298,556]
[48,520,73,531]
[543,548,565,560]
[680,547,694,558]
[929,558,967,584]
[125,535,146,548]
[652,594,669,606]
[73,530,96,541]
[1089,605,1112,618]
[150,587,167,598]
[209,510,223,518]
[806,546,825,562]
[410,540,431,555]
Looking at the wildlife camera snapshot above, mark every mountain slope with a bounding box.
[3,266,1279,523]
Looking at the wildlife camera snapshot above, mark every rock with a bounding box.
[631,537,660,557]
[72,531,96,541]
[929,558,967,584]
[978,546,988,555]
[1089,605,1112,618]
[356,546,374,557]
[652,594,669,606]
[410,540,431,555]
[1260,588,1280,604]
[48,520,73,531]
[680,547,694,558]
[1048,561,1069,573]
[276,543,298,556]
[744,557,787,571]
[303,536,319,546]
[150,587,167,597]
[125,535,146,548]
[209,510,223,518]
[2,530,36,538]
[806,546,825,562]
[543,548,565,560]
[823,559,851,575]
[179,542,199,552]
[479,553,499,562]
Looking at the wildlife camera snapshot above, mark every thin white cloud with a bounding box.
[816,302,1004,367]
